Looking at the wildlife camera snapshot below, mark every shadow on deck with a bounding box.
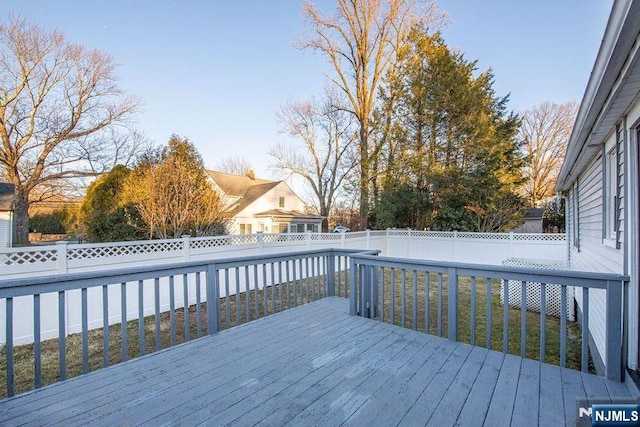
[0,297,633,426]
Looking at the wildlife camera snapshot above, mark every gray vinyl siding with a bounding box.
[616,126,625,248]
[0,212,11,248]
[568,146,624,373]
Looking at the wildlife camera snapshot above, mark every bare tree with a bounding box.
[301,0,443,229]
[519,101,578,206]
[271,93,357,231]
[0,17,139,244]
[214,156,253,176]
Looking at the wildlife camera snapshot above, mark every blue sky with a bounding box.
[1,1,613,179]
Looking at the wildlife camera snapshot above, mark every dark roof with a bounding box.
[254,209,324,220]
[207,170,274,197]
[0,183,15,211]
[524,208,543,219]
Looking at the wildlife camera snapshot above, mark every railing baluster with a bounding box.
[487,278,492,350]
[284,261,290,309]
[448,268,458,342]
[235,267,241,323]
[82,287,89,373]
[412,270,418,331]
[58,291,66,380]
[169,276,176,346]
[292,259,297,307]
[560,285,567,368]
[520,280,526,358]
[206,264,220,334]
[337,256,342,296]
[225,269,231,327]
[244,266,250,323]
[437,273,443,337]
[369,265,376,319]
[304,258,311,302]
[33,294,41,389]
[390,269,396,325]
[349,257,357,315]
[6,297,14,397]
[502,279,509,354]
[381,267,385,323]
[138,280,145,355]
[103,285,110,366]
[540,283,546,363]
[425,273,430,334]
[278,261,284,311]
[253,264,259,319]
[183,274,190,341]
[196,272,202,338]
[270,262,275,313]
[401,269,406,328]
[582,287,589,373]
[154,278,161,351]
[262,264,268,317]
[470,276,476,346]
[121,282,128,362]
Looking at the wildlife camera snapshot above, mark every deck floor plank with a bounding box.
[0,296,631,427]
[538,363,566,427]
[510,358,540,427]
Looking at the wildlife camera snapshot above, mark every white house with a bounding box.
[556,0,640,381]
[207,170,324,234]
[0,183,14,248]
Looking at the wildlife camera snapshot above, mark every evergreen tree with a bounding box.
[372,27,524,231]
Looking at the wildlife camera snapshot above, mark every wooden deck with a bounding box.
[0,297,632,426]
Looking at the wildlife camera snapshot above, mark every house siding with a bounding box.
[568,144,625,373]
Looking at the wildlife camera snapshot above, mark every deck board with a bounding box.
[0,297,632,426]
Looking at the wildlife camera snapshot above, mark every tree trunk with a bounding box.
[359,122,369,231]
[13,191,30,246]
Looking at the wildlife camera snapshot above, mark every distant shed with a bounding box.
[0,183,15,247]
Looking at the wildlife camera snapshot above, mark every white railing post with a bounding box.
[306,231,312,248]
[453,230,458,261]
[509,232,514,258]
[56,241,68,273]
[366,229,371,249]
[341,232,345,248]
[407,229,412,258]
[181,235,191,260]
[256,231,264,253]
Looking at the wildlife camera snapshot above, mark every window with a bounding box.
[603,127,620,246]
[258,223,265,232]
[279,197,285,208]
[278,223,288,233]
[239,224,245,235]
[238,224,252,235]
[246,224,252,235]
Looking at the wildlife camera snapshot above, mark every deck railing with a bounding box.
[349,253,628,381]
[0,248,378,398]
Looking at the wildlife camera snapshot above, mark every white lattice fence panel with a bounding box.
[2,249,57,266]
[500,258,574,320]
[311,233,341,241]
[190,236,233,249]
[229,235,258,245]
[512,233,565,242]
[68,241,183,260]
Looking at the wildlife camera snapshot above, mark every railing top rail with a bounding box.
[0,248,379,298]
[350,253,629,288]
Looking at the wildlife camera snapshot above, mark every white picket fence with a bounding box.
[1,230,567,345]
